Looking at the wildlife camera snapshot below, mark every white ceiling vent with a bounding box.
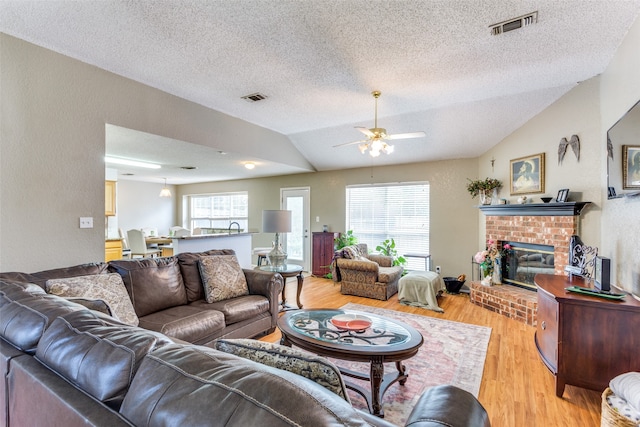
[241,92,268,102]
[490,11,538,35]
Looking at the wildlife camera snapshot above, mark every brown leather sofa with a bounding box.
[0,249,283,347]
[0,279,491,427]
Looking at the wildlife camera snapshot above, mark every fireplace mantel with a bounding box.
[478,202,591,216]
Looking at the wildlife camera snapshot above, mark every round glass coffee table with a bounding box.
[256,264,304,310]
[278,308,423,417]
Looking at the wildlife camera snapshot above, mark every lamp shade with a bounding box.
[262,210,292,233]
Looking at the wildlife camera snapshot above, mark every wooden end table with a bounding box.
[256,264,304,310]
[278,309,424,417]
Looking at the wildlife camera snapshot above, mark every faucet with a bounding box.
[228,222,240,234]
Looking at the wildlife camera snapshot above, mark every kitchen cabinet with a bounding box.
[312,232,339,277]
[534,274,640,397]
[105,239,123,262]
[105,180,116,216]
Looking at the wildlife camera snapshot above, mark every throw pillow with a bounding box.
[46,273,139,326]
[214,338,350,401]
[198,255,248,303]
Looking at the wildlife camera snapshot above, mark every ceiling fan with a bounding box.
[333,91,426,157]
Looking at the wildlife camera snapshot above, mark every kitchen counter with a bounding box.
[168,233,253,267]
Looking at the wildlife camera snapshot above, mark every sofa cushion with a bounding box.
[108,257,187,317]
[0,262,109,289]
[120,344,373,427]
[177,250,237,302]
[0,294,87,353]
[35,310,172,407]
[214,338,350,401]
[137,305,225,345]
[378,265,403,283]
[190,294,269,325]
[198,255,249,303]
[46,273,139,326]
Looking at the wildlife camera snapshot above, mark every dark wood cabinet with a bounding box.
[312,232,339,277]
[534,274,640,397]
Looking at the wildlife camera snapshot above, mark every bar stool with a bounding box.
[252,247,271,266]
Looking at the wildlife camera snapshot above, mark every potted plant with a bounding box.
[466,177,502,205]
[376,238,407,268]
[334,230,358,249]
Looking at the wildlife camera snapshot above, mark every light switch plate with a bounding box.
[79,217,93,228]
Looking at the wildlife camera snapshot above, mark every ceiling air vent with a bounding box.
[241,92,268,102]
[490,11,538,35]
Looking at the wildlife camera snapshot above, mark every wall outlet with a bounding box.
[79,217,93,229]
[436,265,441,274]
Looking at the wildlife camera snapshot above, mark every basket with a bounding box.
[601,387,638,427]
[443,277,465,294]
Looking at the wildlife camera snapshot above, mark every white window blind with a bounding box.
[188,192,248,231]
[346,183,430,270]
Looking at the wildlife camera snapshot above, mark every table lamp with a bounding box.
[262,210,292,268]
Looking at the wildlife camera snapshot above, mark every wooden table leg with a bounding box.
[295,272,304,309]
[370,356,385,417]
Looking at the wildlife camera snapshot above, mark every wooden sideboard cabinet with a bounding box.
[312,232,339,277]
[534,274,640,397]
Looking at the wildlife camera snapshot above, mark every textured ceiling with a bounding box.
[2,0,640,183]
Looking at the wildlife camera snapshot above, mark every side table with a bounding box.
[256,264,304,310]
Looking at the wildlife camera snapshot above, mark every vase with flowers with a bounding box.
[474,240,512,286]
[466,178,502,205]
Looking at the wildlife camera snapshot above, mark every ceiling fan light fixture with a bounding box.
[384,144,394,154]
[358,143,368,154]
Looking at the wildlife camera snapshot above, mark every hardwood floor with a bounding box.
[260,274,602,427]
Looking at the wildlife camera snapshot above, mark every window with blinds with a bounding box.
[188,192,248,231]
[346,182,430,270]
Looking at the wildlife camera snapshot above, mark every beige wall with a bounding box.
[0,34,309,272]
[600,15,640,294]
[178,158,479,279]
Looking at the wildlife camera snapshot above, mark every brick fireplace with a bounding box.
[469,203,589,326]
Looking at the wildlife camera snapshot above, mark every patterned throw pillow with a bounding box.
[46,273,139,326]
[198,255,249,303]
[215,338,350,401]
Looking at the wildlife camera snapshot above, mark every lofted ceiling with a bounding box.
[2,0,640,184]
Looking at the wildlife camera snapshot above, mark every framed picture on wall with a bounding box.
[510,153,545,195]
[622,145,640,189]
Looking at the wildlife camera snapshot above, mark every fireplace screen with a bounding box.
[503,242,555,291]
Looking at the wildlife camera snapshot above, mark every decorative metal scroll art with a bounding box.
[565,235,598,279]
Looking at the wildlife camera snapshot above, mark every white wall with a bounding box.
[600,15,640,294]
[117,181,176,237]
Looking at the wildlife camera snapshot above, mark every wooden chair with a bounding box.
[127,229,161,258]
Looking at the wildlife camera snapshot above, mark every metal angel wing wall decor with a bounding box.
[558,134,580,165]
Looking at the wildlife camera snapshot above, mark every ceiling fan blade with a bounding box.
[355,127,375,137]
[386,131,426,140]
[333,139,368,148]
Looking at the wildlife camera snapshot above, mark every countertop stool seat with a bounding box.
[252,247,272,266]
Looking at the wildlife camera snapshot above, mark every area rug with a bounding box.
[334,303,491,425]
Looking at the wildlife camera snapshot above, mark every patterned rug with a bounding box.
[334,303,491,425]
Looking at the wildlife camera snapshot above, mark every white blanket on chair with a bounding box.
[398,271,445,313]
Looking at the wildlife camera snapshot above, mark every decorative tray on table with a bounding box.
[330,314,372,332]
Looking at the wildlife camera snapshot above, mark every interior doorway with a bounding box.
[281,187,310,272]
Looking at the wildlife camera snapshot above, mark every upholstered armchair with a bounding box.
[331,243,404,301]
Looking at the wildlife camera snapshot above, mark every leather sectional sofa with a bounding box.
[0,279,491,426]
[0,249,283,346]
